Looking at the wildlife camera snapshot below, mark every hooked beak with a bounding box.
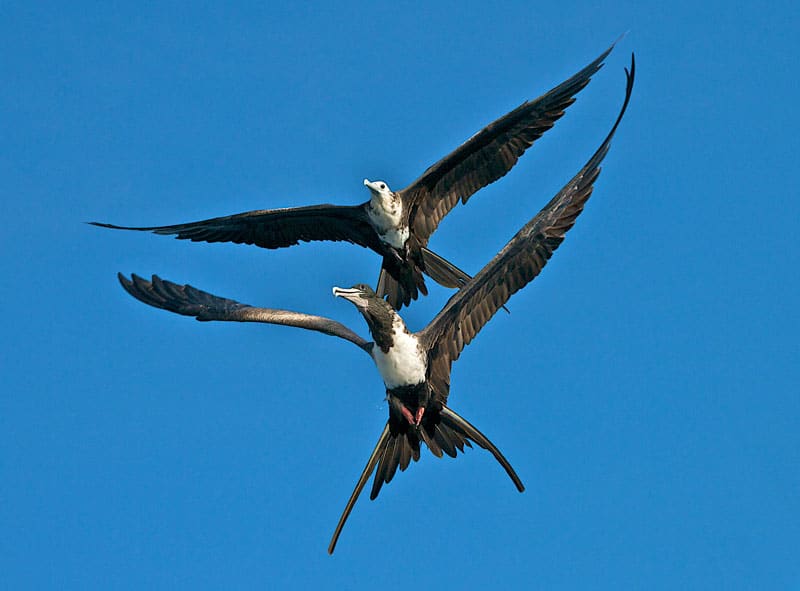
[332,286,364,302]
[363,179,380,194]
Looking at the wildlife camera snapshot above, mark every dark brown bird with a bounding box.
[94,43,618,310]
[116,56,633,553]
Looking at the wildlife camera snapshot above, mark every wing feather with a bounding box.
[420,57,635,398]
[92,203,381,251]
[117,273,371,352]
[401,42,618,244]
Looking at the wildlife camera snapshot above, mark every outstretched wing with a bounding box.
[92,203,382,251]
[420,56,635,398]
[401,41,618,244]
[118,273,372,352]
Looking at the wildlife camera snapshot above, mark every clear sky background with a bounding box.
[2,2,798,589]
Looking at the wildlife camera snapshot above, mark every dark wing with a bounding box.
[118,273,372,352]
[400,41,617,244]
[91,203,382,251]
[419,56,634,399]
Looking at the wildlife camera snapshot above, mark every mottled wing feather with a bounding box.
[401,42,617,244]
[118,273,371,352]
[92,203,382,251]
[421,58,634,399]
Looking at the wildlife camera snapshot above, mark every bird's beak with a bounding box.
[332,286,363,302]
[332,286,369,310]
[363,179,379,193]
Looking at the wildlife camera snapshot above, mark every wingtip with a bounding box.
[117,272,142,301]
[117,272,135,290]
[595,34,628,72]
[599,33,625,63]
[88,221,119,229]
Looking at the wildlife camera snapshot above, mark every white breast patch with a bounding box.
[371,317,427,388]
[377,226,410,249]
[368,195,408,249]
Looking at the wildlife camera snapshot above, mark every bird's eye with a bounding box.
[380,183,386,190]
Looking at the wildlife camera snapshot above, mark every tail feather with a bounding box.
[376,268,401,309]
[398,433,414,471]
[421,247,473,289]
[434,423,458,458]
[375,248,479,311]
[328,423,391,554]
[422,248,509,313]
[328,405,523,553]
[376,247,469,308]
[376,267,425,310]
[440,405,525,493]
[371,434,400,500]
[419,424,442,458]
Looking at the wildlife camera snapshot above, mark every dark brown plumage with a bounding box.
[94,43,618,310]
[114,54,634,554]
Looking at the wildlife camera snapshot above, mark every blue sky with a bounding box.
[2,2,799,589]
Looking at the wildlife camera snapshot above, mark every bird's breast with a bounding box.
[368,196,408,249]
[377,226,410,249]
[371,321,427,389]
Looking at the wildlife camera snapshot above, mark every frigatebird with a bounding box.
[93,43,618,310]
[115,56,633,553]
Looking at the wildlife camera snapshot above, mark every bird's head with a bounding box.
[363,179,393,200]
[333,283,399,342]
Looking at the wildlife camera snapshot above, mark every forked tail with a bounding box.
[378,248,508,312]
[439,405,524,492]
[327,404,524,553]
[420,246,472,289]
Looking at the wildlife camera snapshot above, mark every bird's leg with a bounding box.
[389,247,405,265]
[398,403,426,426]
[399,404,416,425]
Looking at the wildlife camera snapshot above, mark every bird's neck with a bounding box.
[363,302,404,353]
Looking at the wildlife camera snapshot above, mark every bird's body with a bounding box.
[93,43,618,309]
[364,181,408,250]
[114,54,634,553]
[369,315,427,390]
